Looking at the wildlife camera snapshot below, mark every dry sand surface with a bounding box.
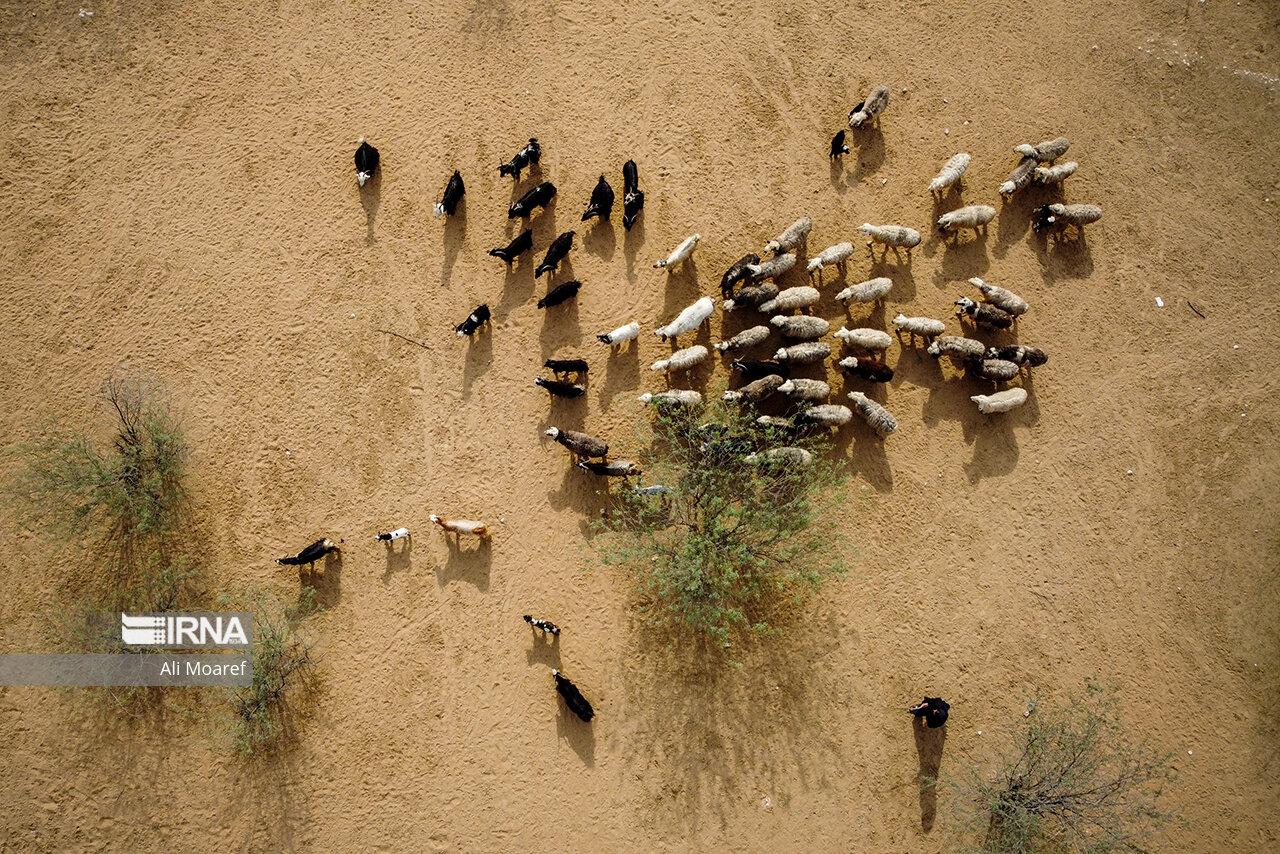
[1,0,1278,850]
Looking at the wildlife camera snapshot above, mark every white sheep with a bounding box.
[1014,136,1069,164]
[777,378,830,402]
[999,156,1037,198]
[1033,203,1102,235]
[745,253,797,283]
[974,358,1021,382]
[765,218,812,255]
[892,314,946,339]
[723,374,785,404]
[759,286,820,314]
[596,321,640,346]
[937,205,996,235]
[858,223,922,254]
[723,283,779,312]
[715,325,771,352]
[968,277,1028,316]
[744,447,813,466]
[836,276,892,304]
[928,153,971,193]
[654,234,701,269]
[834,327,893,351]
[971,387,1028,414]
[848,391,898,437]
[926,335,986,362]
[770,315,830,340]
[756,415,796,430]
[655,297,715,341]
[651,345,709,373]
[1033,161,1078,185]
[806,242,855,274]
[637,389,703,407]
[849,84,890,128]
[795,404,852,428]
[774,342,830,364]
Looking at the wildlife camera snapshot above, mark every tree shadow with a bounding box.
[913,720,947,833]
[555,702,597,767]
[461,326,493,401]
[435,536,492,591]
[359,172,381,245]
[298,550,341,610]
[381,536,413,584]
[583,218,616,262]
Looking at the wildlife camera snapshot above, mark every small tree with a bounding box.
[957,681,1176,854]
[597,399,845,648]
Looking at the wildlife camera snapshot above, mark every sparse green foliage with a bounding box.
[957,681,1176,854]
[597,399,845,647]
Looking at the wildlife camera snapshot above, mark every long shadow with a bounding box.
[992,189,1040,259]
[461,327,494,401]
[435,536,492,591]
[849,127,886,184]
[524,631,562,669]
[829,155,849,194]
[583,217,616,262]
[928,228,991,288]
[538,282,582,359]
[545,459,613,518]
[662,256,701,319]
[541,392,587,432]
[299,550,342,610]
[497,255,536,319]
[381,536,413,584]
[360,173,382,245]
[555,702,597,767]
[1034,230,1094,281]
[531,195,559,247]
[440,201,467,287]
[623,216,646,287]
[598,340,640,413]
[913,721,947,833]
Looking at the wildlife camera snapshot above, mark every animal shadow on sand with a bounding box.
[921,370,1040,482]
[583,217,617,262]
[545,460,613,531]
[439,201,466,287]
[622,215,647,286]
[299,550,342,610]
[497,254,536,320]
[913,720,947,833]
[1033,230,1094,282]
[598,341,640,413]
[461,327,493,401]
[381,536,413,584]
[836,384,894,492]
[661,257,701,319]
[848,126,886,184]
[538,274,582,359]
[556,701,597,767]
[359,172,381,245]
[434,534,492,591]
[524,630,562,669]
[924,217,991,288]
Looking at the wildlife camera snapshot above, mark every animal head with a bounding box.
[637,393,653,404]
[893,313,909,326]
[544,427,560,440]
[857,223,873,234]
[954,297,977,315]
[429,514,441,524]
[1013,144,1037,158]
[777,380,795,393]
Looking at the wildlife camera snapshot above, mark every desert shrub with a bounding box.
[597,399,845,648]
[957,681,1176,854]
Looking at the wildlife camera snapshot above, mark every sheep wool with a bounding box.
[745,447,813,466]
[723,282,779,311]
[968,277,1029,316]
[759,286,820,314]
[715,325,771,352]
[975,359,1021,382]
[848,391,898,438]
[637,389,703,407]
[859,223,922,249]
[774,342,830,364]
[654,234,701,269]
[723,374,785,404]
[1033,161,1078,185]
[1013,136,1070,163]
[777,378,831,402]
[836,277,893,304]
[999,156,1037,197]
[955,297,1013,329]
[849,84,890,128]
[834,327,893,351]
[764,217,813,255]
[926,335,987,362]
[937,205,996,233]
[796,404,853,427]
[651,345,710,373]
[746,253,797,283]
[893,314,947,338]
[597,322,640,346]
[770,315,830,340]
[806,242,855,273]
[544,426,608,459]
[655,297,715,341]
[1049,203,1103,226]
[971,387,1029,414]
[928,153,971,193]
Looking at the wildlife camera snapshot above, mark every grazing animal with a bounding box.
[544,426,607,459]
[537,280,581,309]
[973,359,1021,382]
[834,327,893,352]
[455,304,491,337]
[544,357,589,375]
[1014,136,1070,164]
[552,668,595,722]
[955,297,1013,329]
[745,253,797,283]
[859,223,921,254]
[596,321,640,346]
[774,341,831,364]
[489,229,534,263]
[723,373,786,404]
[830,130,850,158]
[633,484,671,496]
[770,314,829,341]
[926,335,987,362]
[654,234,701,269]
[637,389,702,407]
[807,242,855,275]
[535,377,586,398]
[276,538,339,567]
[429,514,489,537]
[577,459,641,476]
[777,378,831,402]
[986,345,1047,367]
[759,286,820,313]
[731,359,790,382]
[524,615,561,635]
[720,253,761,297]
[582,175,615,221]
[354,138,379,187]
[536,231,575,278]
[1032,203,1102,235]
[848,391,898,437]
[893,314,947,340]
[715,325,771,352]
[836,277,893,304]
[968,277,1028,316]
[651,345,710,373]
[498,138,542,180]
[937,205,996,235]
[999,156,1037,198]
[765,218,812,255]
[755,415,798,431]
[838,356,894,383]
[622,159,644,230]
[434,171,465,217]
[928,153,970,194]
[794,404,853,428]
[375,527,409,542]
[723,282,779,312]
[849,84,890,128]
[971,387,1029,414]
[655,297,715,341]
[1033,161,1078,185]
[509,181,557,218]
[746,446,813,466]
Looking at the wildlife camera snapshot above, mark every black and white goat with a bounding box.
[524,615,561,636]
[509,181,556,218]
[354,138,379,187]
[434,171,465,217]
[275,538,339,567]
[622,160,644,231]
[455,304,490,337]
[498,138,541,180]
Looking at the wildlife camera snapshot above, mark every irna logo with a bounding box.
[120,613,253,649]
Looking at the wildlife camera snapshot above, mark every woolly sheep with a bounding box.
[654,234,701,269]
[777,378,831,402]
[973,358,1021,382]
[577,459,642,477]
[999,157,1037,198]
[834,327,893,351]
[744,447,813,466]
[1014,136,1070,164]
[651,345,709,373]
[928,153,970,193]
[745,253,797,283]
[756,415,796,430]
[837,356,894,383]
[892,314,947,339]
[859,223,922,252]
[795,404,852,428]
[765,217,812,255]
[1033,161,1078,185]
[774,341,830,364]
[926,335,987,362]
[596,321,640,346]
[847,391,898,437]
[723,374,785,404]
[937,205,996,234]
[637,389,703,407]
[759,286,820,314]
[715,325,771,352]
[544,426,608,459]
[955,297,1013,329]
[770,315,830,340]
[655,297,715,341]
[723,282,779,311]
[968,277,1028,316]
[849,84,890,128]
[806,242,854,274]
[986,345,1048,367]
[971,387,1029,414]
[1032,203,1103,234]
[836,277,892,304]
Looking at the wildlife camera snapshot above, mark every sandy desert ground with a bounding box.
[1,0,1278,850]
